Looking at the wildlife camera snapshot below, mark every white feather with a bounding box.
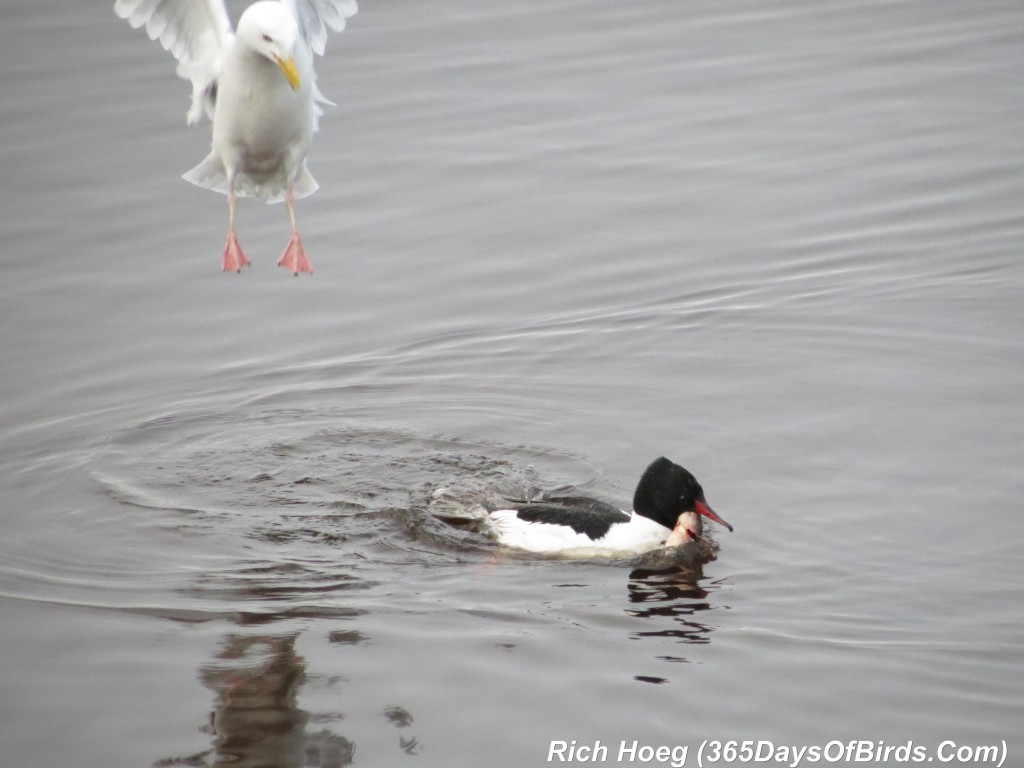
[115,0,232,124]
[488,509,671,555]
[281,0,358,56]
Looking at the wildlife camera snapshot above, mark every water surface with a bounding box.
[2,0,1023,765]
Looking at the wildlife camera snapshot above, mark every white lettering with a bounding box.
[938,740,955,762]
[548,740,607,763]
[853,740,874,760]
[824,740,845,761]
[549,741,568,761]
[975,744,999,762]
[610,742,688,766]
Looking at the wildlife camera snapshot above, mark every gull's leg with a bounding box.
[222,179,250,273]
[277,179,312,276]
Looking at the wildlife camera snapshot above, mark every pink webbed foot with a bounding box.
[222,230,250,273]
[277,232,313,276]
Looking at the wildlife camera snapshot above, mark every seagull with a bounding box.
[114,0,358,275]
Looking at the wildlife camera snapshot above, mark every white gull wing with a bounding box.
[281,0,358,57]
[281,0,359,116]
[114,0,233,125]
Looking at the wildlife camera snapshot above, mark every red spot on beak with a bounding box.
[695,500,733,532]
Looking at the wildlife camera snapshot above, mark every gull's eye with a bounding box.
[262,34,272,43]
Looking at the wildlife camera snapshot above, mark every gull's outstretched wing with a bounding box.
[281,0,358,56]
[114,0,233,124]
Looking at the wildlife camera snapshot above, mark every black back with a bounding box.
[512,496,630,540]
[631,457,705,529]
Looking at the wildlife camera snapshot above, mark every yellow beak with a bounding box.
[275,55,300,90]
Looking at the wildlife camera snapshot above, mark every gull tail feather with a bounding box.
[182,155,319,204]
[182,153,229,194]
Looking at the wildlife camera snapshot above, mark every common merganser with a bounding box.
[480,457,732,556]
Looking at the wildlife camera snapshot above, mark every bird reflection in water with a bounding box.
[625,538,721,672]
[155,631,417,767]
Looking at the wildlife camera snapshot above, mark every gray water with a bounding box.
[2,0,1023,766]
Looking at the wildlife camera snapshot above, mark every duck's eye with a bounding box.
[262,33,272,43]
